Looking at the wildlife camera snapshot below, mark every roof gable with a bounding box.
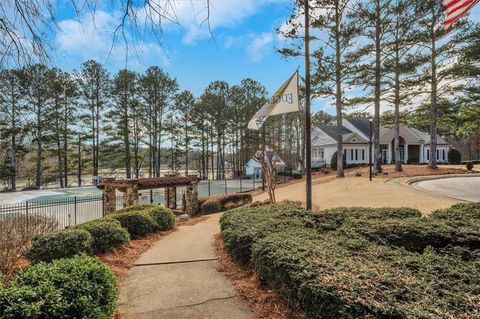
[343,133,368,144]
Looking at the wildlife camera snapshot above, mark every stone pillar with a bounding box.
[186,180,199,215]
[102,178,117,214]
[123,184,139,207]
[165,186,177,209]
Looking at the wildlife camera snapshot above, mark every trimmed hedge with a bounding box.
[26,228,93,263]
[76,219,130,254]
[0,255,118,319]
[199,193,252,215]
[220,204,480,318]
[146,206,176,231]
[108,211,157,239]
[118,204,176,232]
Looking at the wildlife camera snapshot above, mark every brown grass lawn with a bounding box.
[254,164,477,214]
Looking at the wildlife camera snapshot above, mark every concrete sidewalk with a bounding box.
[117,214,253,319]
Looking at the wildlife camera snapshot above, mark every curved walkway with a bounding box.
[117,213,252,319]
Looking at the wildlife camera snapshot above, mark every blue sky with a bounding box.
[50,0,479,115]
[52,0,305,107]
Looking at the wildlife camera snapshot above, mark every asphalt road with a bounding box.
[414,176,480,202]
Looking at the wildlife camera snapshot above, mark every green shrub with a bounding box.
[109,211,156,239]
[432,202,480,221]
[199,193,252,214]
[221,204,480,319]
[201,200,223,214]
[76,219,130,254]
[0,255,118,319]
[313,207,421,232]
[220,205,312,264]
[292,172,303,179]
[330,151,346,171]
[448,149,461,164]
[466,161,474,171]
[146,206,176,231]
[26,229,92,263]
[251,228,480,319]
[341,217,480,253]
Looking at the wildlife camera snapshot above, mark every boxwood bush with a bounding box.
[108,211,157,239]
[199,193,252,215]
[0,255,118,319]
[145,206,176,231]
[26,228,93,263]
[221,204,480,318]
[76,219,130,254]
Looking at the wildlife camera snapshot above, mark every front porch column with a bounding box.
[419,145,424,163]
[405,144,409,163]
[387,143,392,164]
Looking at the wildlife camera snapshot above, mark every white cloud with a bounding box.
[246,33,274,63]
[137,0,285,44]
[56,10,171,69]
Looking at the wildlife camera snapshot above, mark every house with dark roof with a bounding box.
[312,117,450,166]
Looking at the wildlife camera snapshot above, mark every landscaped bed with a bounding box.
[220,202,480,319]
[0,204,179,319]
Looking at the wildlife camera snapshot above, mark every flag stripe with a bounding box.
[443,0,479,30]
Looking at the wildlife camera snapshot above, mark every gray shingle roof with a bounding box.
[319,125,352,140]
[348,117,371,137]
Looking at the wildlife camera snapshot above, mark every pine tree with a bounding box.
[77,60,109,183]
[0,69,25,190]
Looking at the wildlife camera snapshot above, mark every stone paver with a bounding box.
[118,214,253,319]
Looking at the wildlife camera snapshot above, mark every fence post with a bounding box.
[74,196,77,225]
[25,201,29,230]
[150,189,153,204]
[208,179,211,196]
[240,177,242,192]
[224,178,227,194]
[102,194,105,217]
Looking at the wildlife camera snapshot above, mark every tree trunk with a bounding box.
[10,98,17,190]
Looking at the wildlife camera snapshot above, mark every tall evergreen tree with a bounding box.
[77,60,109,182]
[0,69,25,190]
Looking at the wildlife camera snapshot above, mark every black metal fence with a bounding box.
[0,175,294,234]
[0,195,104,231]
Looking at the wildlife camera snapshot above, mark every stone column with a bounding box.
[124,184,139,207]
[165,186,177,209]
[102,178,117,214]
[186,180,199,215]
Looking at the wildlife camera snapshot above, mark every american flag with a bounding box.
[442,0,479,30]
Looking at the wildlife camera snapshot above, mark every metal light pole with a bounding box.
[304,0,312,210]
[369,116,373,181]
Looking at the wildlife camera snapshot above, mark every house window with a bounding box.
[320,150,324,159]
[355,149,358,161]
[436,149,439,160]
[362,149,365,161]
[351,149,354,161]
[442,149,445,161]
[427,149,430,161]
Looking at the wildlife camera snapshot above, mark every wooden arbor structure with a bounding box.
[97,175,200,215]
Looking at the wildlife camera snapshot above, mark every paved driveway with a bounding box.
[414,176,480,202]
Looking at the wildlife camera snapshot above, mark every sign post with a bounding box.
[304,0,312,210]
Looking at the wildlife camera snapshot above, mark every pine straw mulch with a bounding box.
[214,234,304,319]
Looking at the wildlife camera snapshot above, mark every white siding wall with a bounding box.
[422,145,449,164]
[342,145,370,164]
